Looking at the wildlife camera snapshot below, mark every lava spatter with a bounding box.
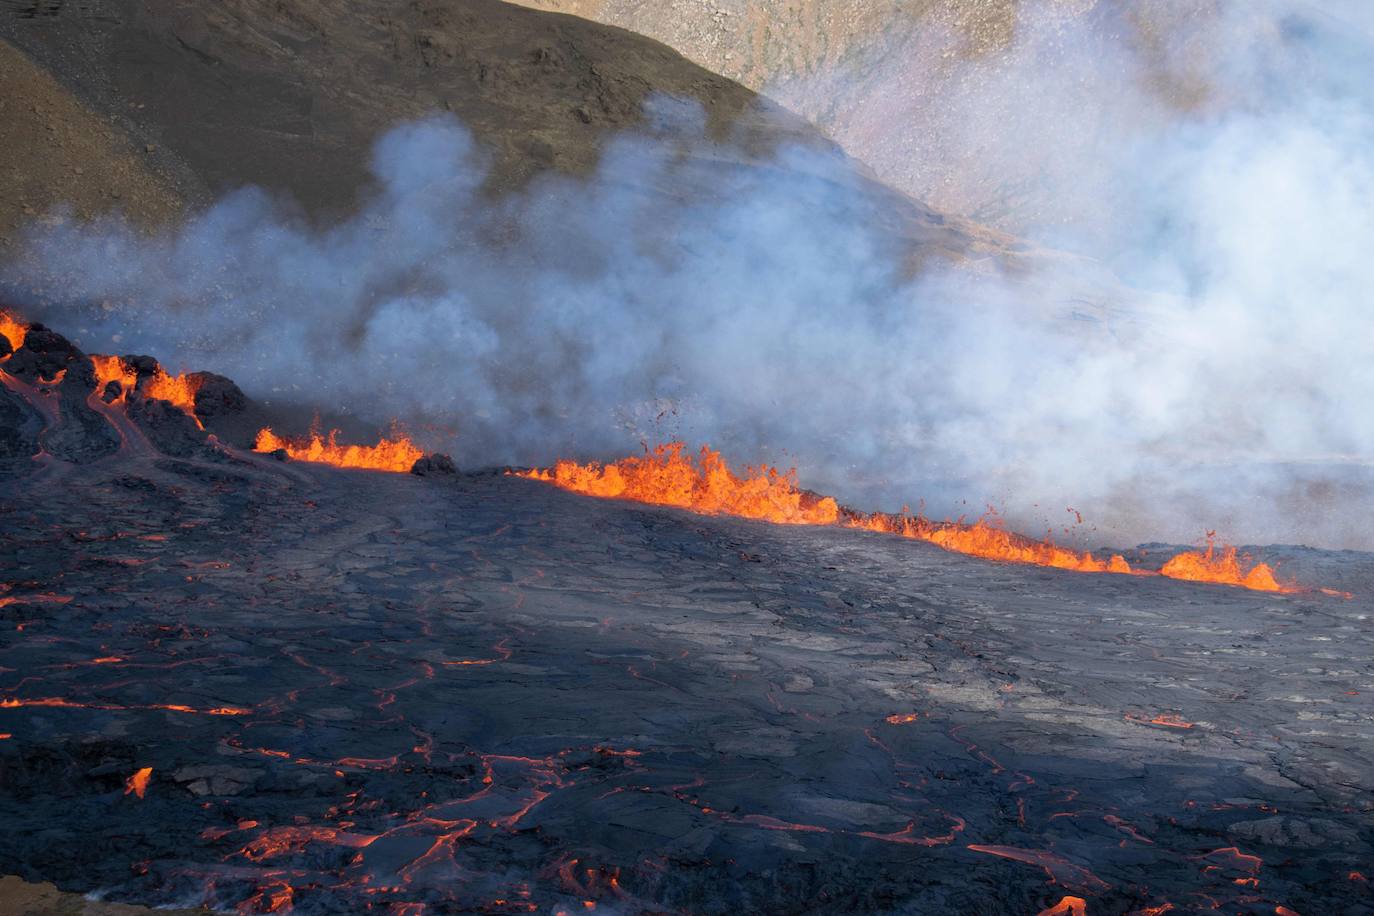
[0,310,26,353]
[517,441,1322,595]
[254,426,423,472]
[516,441,840,525]
[124,766,153,799]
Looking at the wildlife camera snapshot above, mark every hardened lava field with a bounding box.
[1,321,1372,914]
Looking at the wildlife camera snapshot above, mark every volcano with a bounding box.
[3,1,1374,913]
[1,313,1371,915]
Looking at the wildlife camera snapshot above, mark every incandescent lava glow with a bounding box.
[124,766,153,799]
[254,426,424,472]
[1037,897,1088,916]
[518,442,1323,595]
[91,354,202,418]
[0,310,25,352]
[515,442,840,525]
[1,696,249,716]
[1158,536,1283,592]
[849,508,1133,575]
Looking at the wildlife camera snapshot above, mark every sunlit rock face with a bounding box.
[502,0,1374,246]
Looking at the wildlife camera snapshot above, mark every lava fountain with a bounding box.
[516,442,1328,595]
[254,426,424,472]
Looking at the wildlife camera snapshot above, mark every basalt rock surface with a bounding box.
[412,452,459,477]
[0,323,239,476]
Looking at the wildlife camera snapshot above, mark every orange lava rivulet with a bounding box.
[515,441,1335,596]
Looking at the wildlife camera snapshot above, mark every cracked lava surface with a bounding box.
[2,453,1373,914]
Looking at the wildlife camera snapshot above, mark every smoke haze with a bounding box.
[3,1,1372,550]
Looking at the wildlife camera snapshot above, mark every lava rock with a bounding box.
[1229,815,1359,849]
[188,372,246,417]
[171,765,260,797]
[0,382,43,464]
[0,334,11,360]
[101,380,123,403]
[3,322,80,383]
[126,396,212,458]
[122,354,160,377]
[411,453,457,477]
[268,448,289,462]
[39,358,121,464]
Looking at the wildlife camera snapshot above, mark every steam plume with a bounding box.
[3,2,1373,550]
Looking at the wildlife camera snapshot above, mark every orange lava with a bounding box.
[1038,897,1088,916]
[967,844,1110,894]
[1,696,249,716]
[255,426,424,473]
[1125,712,1195,729]
[0,310,25,353]
[91,354,202,417]
[240,884,294,914]
[124,766,153,799]
[1197,846,1263,875]
[518,442,1317,595]
[516,442,840,526]
[850,509,1133,575]
[0,593,72,610]
[1159,537,1283,592]
[91,355,138,396]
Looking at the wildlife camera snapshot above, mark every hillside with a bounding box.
[501,0,1374,241]
[0,0,1012,268]
[0,39,183,250]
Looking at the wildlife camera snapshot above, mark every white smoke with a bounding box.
[3,1,1373,551]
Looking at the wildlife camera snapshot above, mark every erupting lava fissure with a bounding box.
[91,354,202,419]
[518,442,840,526]
[516,443,1321,595]
[0,311,25,353]
[254,426,424,473]
[0,306,1333,595]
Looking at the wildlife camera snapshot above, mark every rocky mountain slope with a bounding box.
[502,0,1374,240]
[0,39,183,251]
[0,0,1014,270]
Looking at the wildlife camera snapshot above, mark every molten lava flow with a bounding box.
[254,426,424,473]
[91,355,202,418]
[0,310,25,353]
[1,696,249,716]
[967,845,1110,894]
[125,766,153,799]
[91,355,137,396]
[518,442,1318,595]
[1159,536,1283,592]
[1125,712,1195,729]
[849,509,1132,575]
[1038,897,1088,916]
[515,443,839,526]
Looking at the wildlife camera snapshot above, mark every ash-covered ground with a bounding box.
[1,326,1372,915]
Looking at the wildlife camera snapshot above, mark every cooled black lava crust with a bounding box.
[1,452,1372,914]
